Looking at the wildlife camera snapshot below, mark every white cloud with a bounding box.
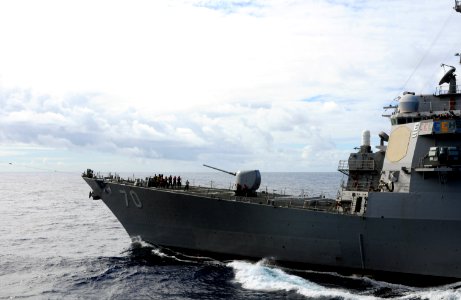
[1,0,460,172]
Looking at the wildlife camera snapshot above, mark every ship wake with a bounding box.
[227,259,376,299]
[129,238,461,299]
[129,237,222,265]
[227,259,461,299]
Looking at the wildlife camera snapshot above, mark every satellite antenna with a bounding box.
[439,65,456,85]
[439,64,457,94]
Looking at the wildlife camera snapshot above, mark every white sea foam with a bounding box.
[150,246,222,265]
[150,247,193,263]
[151,248,169,258]
[228,259,461,300]
[400,286,461,300]
[130,236,155,249]
[280,266,416,292]
[227,260,377,299]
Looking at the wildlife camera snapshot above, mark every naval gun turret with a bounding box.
[203,164,261,197]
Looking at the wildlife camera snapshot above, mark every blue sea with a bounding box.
[1,171,461,299]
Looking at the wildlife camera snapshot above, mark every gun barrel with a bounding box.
[203,164,236,176]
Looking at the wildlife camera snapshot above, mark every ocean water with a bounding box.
[1,171,461,300]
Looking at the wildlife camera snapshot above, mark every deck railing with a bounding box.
[338,160,375,174]
[418,100,461,112]
[87,173,351,213]
[435,85,461,96]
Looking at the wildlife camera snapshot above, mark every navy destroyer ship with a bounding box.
[83,4,461,280]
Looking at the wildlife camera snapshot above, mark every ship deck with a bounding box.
[102,177,337,212]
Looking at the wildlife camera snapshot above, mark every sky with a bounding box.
[1,0,461,173]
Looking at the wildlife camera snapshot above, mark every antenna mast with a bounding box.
[456,2,461,63]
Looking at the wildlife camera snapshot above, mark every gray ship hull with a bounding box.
[84,177,461,279]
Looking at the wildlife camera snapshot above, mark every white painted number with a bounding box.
[119,190,129,207]
[130,190,143,208]
[119,190,143,208]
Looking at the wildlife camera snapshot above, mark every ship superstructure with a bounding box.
[335,64,461,217]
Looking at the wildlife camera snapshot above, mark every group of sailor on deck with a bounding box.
[147,174,183,188]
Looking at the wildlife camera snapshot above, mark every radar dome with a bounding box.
[398,94,419,113]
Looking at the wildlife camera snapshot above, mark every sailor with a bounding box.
[236,183,242,195]
[243,184,249,196]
